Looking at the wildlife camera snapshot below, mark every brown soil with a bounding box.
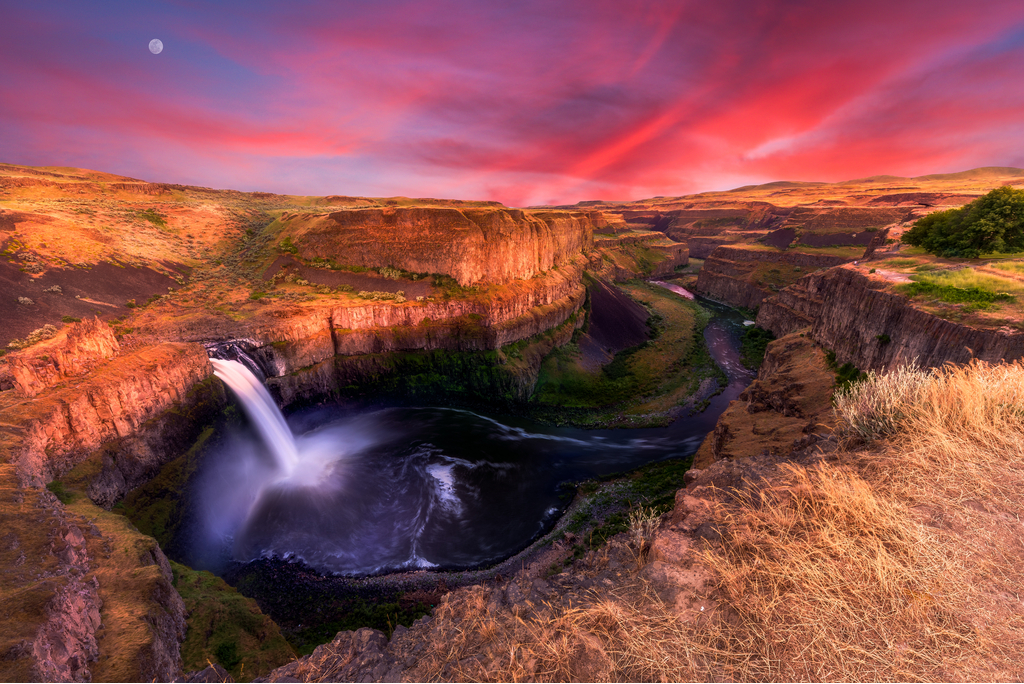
[0,259,181,346]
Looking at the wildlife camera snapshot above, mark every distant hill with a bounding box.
[913,166,1024,181]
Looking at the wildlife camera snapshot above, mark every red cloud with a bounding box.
[2,0,1023,204]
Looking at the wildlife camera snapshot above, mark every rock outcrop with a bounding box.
[589,232,688,281]
[691,333,836,469]
[756,265,1024,371]
[0,465,186,682]
[245,258,587,380]
[694,246,853,309]
[277,206,594,286]
[6,317,119,398]
[0,343,214,489]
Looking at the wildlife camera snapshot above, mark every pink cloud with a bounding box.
[1,0,1023,204]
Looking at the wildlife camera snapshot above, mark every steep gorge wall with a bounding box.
[244,258,587,381]
[694,246,852,309]
[279,206,595,286]
[757,265,1024,371]
[0,343,215,491]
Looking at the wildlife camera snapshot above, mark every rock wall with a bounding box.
[278,206,594,286]
[691,333,836,469]
[268,303,584,407]
[757,265,1024,371]
[247,259,587,379]
[685,237,737,259]
[0,343,213,489]
[694,246,854,309]
[6,317,119,398]
[587,234,688,282]
[0,465,186,683]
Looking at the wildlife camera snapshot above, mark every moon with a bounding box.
[149,39,163,55]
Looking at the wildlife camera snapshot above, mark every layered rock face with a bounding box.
[589,232,688,281]
[244,257,587,383]
[0,465,186,683]
[5,317,119,397]
[277,207,594,286]
[0,343,214,490]
[691,333,836,469]
[757,265,1024,371]
[694,246,852,309]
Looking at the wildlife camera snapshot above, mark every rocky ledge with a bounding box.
[757,265,1024,371]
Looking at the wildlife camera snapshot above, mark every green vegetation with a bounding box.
[61,315,82,323]
[227,565,438,657]
[897,280,1013,307]
[172,562,296,681]
[432,273,479,298]
[119,427,215,548]
[740,326,774,369]
[902,186,1024,258]
[991,261,1024,275]
[319,316,579,408]
[825,350,864,394]
[881,258,922,268]
[278,236,299,254]
[45,480,74,504]
[546,456,694,575]
[531,282,724,426]
[135,208,167,228]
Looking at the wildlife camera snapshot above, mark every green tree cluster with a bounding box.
[902,186,1024,258]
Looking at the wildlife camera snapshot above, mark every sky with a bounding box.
[2,0,1024,207]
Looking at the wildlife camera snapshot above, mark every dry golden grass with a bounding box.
[409,360,1024,682]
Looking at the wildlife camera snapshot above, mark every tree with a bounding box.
[902,185,1024,258]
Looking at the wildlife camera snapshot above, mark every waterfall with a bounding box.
[211,358,299,473]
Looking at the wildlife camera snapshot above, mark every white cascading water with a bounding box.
[211,358,299,473]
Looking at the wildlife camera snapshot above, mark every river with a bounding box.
[183,296,751,577]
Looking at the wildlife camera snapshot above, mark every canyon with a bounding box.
[2,163,1024,681]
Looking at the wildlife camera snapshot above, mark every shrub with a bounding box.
[902,186,1024,258]
[7,324,59,349]
[46,480,74,504]
[740,326,774,369]
[834,362,932,440]
[61,316,81,323]
[279,236,299,254]
[44,285,62,293]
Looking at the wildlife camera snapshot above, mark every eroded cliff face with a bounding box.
[0,343,214,490]
[757,265,1024,371]
[277,206,594,286]
[236,258,587,388]
[694,246,852,309]
[0,465,186,683]
[691,333,836,469]
[589,232,688,282]
[5,317,119,398]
